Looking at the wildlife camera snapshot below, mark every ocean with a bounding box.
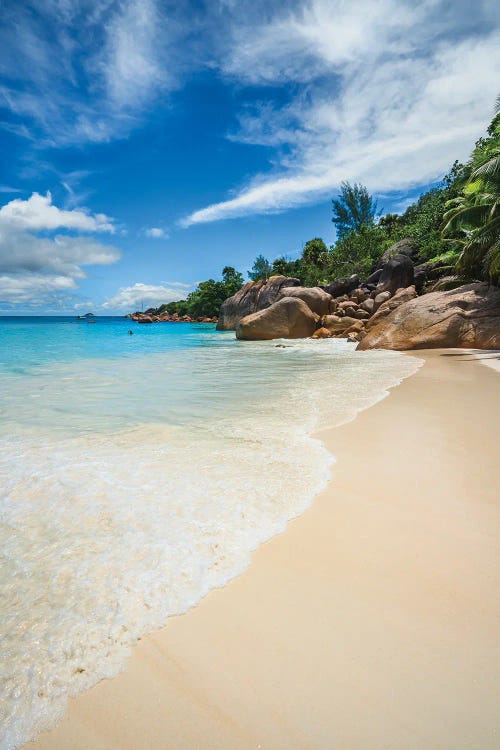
[0,316,421,749]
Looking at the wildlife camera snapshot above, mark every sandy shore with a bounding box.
[28,350,499,750]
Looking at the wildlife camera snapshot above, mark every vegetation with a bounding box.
[145,105,499,318]
[248,108,499,288]
[332,182,379,239]
[159,266,244,318]
[248,254,272,281]
[442,109,500,284]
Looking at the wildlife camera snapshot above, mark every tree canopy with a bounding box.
[248,254,272,281]
[442,111,500,283]
[160,266,244,318]
[332,181,379,239]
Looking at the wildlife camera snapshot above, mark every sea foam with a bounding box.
[0,334,421,749]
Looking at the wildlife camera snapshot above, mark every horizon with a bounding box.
[1,0,499,315]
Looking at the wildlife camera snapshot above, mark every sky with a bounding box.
[0,0,499,314]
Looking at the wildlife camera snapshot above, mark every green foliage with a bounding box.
[424,249,461,266]
[270,255,293,276]
[221,266,244,296]
[332,182,379,239]
[326,225,390,279]
[442,110,500,283]
[302,238,329,267]
[161,266,244,318]
[248,254,272,281]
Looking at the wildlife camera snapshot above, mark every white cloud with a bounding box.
[0,228,120,277]
[0,273,77,303]
[0,192,114,232]
[0,192,121,307]
[145,227,168,238]
[101,282,190,311]
[102,0,171,109]
[0,0,187,145]
[182,0,500,225]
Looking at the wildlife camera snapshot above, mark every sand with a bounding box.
[27,350,500,750]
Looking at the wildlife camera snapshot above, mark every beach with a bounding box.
[26,349,499,750]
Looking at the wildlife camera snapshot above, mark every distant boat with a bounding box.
[77,313,95,319]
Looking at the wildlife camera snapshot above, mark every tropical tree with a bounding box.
[248,254,272,281]
[327,225,388,279]
[301,238,329,267]
[271,255,294,276]
[442,109,500,283]
[332,182,379,239]
[221,266,244,296]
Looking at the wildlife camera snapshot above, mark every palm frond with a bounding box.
[472,152,500,182]
[442,203,493,234]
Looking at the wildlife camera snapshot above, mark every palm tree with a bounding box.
[442,103,500,284]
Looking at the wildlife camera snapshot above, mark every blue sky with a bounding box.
[0,0,499,314]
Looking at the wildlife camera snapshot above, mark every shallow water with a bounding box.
[0,317,421,749]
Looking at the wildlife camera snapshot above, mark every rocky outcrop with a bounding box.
[376,238,419,269]
[311,327,333,339]
[322,315,364,335]
[217,276,301,330]
[376,253,414,295]
[236,297,319,340]
[278,286,332,316]
[373,291,392,310]
[364,286,418,332]
[323,274,360,298]
[358,283,500,350]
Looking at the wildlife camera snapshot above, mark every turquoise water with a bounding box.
[0,317,219,373]
[0,317,422,750]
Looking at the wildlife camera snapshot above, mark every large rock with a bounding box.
[363,268,383,286]
[311,327,333,339]
[376,238,419,269]
[323,274,360,299]
[278,286,332,316]
[217,276,301,330]
[358,283,500,350]
[376,253,414,295]
[365,286,417,331]
[322,315,362,334]
[236,297,319,340]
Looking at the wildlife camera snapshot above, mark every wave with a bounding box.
[0,339,422,749]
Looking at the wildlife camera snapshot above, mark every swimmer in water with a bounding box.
[128,330,134,335]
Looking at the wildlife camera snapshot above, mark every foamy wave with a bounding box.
[0,340,421,749]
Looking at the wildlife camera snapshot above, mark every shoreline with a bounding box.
[27,350,499,750]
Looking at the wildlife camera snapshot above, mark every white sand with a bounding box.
[27,350,500,750]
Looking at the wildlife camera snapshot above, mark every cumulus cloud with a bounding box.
[145,227,168,238]
[101,282,191,311]
[0,192,120,307]
[182,0,500,225]
[0,192,114,232]
[0,228,120,278]
[0,273,77,303]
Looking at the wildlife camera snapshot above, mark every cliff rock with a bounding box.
[358,283,500,350]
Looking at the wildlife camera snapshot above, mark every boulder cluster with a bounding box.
[219,240,500,350]
[126,312,218,324]
[229,247,416,342]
